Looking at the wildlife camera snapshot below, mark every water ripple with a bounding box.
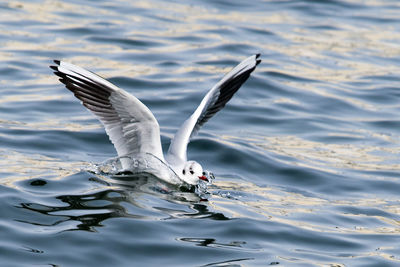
[1,0,400,266]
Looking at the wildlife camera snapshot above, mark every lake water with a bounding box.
[1,0,400,266]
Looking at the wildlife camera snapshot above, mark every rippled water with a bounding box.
[1,0,400,266]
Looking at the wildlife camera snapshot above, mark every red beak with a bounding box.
[199,175,209,182]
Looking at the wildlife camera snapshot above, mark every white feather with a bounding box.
[53,61,164,169]
[166,54,261,165]
[51,54,260,185]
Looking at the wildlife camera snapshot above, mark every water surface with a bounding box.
[1,0,400,266]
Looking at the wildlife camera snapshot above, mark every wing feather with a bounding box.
[50,60,164,169]
[166,54,261,164]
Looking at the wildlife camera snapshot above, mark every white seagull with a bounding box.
[51,54,261,186]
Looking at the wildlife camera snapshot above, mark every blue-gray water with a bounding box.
[1,0,400,266]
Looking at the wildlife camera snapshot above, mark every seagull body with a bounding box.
[51,54,261,186]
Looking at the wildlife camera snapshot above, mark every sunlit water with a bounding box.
[1,0,400,266]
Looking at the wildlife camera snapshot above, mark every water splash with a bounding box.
[86,153,215,199]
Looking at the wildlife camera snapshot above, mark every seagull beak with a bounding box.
[199,175,209,182]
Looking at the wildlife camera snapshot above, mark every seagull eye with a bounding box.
[182,169,186,175]
[202,171,206,176]
[190,170,194,175]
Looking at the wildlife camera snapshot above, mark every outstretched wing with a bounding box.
[50,60,164,168]
[166,54,261,164]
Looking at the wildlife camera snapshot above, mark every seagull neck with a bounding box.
[165,152,186,167]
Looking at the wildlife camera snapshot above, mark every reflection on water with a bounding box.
[197,257,254,267]
[1,0,400,265]
[179,237,247,250]
[5,151,219,233]
[0,149,82,187]
[210,179,400,236]
[19,189,124,232]
[10,149,399,245]
[16,172,227,233]
[221,134,400,174]
[260,135,400,172]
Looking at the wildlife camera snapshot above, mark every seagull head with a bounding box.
[181,160,209,185]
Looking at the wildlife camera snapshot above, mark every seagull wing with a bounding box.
[166,54,261,164]
[50,60,164,169]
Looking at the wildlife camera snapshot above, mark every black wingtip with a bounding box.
[49,65,58,71]
[255,54,261,66]
[53,60,61,65]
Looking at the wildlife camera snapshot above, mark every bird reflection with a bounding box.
[19,188,130,232]
[179,237,246,249]
[182,203,229,220]
[17,172,228,232]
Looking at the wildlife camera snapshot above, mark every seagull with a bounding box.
[50,54,261,186]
